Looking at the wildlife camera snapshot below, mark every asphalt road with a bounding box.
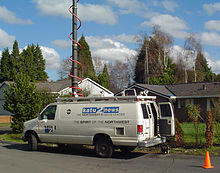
[0,142,219,173]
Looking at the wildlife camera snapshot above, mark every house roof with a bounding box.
[136,84,173,97]
[1,78,113,95]
[118,82,220,98]
[166,82,220,97]
[35,79,70,93]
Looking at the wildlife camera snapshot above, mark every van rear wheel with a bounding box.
[95,138,113,158]
[28,133,38,151]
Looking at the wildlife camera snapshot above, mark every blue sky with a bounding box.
[0,0,220,81]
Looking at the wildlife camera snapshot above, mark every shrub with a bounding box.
[174,118,184,146]
[205,111,214,148]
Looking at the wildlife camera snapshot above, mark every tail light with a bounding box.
[137,125,143,134]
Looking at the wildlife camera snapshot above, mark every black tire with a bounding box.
[28,133,38,151]
[95,138,113,158]
[120,146,135,154]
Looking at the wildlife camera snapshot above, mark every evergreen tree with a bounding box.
[3,73,42,133]
[0,40,48,82]
[97,64,110,89]
[150,58,176,85]
[21,45,35,81]
[34,44,48,81]
[134,39,147,83]
[195,53,213,82]
[0,41,21,82]
[10,40,21,78]
[0,48,11,82]
[78,35,95,79]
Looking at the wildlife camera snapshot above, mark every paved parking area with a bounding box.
[0,142,219,173]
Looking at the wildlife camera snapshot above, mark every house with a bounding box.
[0,81,12,123]
[35,78,113,97]
[115,82,220,122]
[0,78,113,123]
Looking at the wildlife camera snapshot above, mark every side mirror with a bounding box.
[38,114,42,120]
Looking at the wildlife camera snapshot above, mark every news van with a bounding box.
[22,96,175,158]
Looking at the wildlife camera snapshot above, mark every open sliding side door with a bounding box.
[159,102,175,136]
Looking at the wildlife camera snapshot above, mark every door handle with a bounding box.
[54,125,56,130]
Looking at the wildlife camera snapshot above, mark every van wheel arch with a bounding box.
[93,133,112,145]
[25,130,40,143]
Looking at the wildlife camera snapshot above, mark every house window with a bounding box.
[180,99,185,108]
[207,99,210,111]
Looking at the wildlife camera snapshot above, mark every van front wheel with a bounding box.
[27,133,38,151]
[95,138,113,158]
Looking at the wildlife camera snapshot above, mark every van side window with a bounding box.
[147,105,152,118]
[160,104,171,117]
[41,105,57,120]
[150,103,157,118]
[141,104,149,119]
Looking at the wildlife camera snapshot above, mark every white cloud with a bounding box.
[162,0,179,12]
[0,6,33,24]
[0,28,15,48]
[107,0,146,15]
[0,50,2,58]
[201,32,220,47]
[52,40,71,49]
[33,0,69,17]
[112,33,139,43]
[33,0,117,25]
[52,33,138,49]
[203,2,220,15]
[79,4,117,25]
[205,20,220,31]
[85,36,137,61]
[141,14,189,39]
[203,52,220,74]
[40,46,61,70]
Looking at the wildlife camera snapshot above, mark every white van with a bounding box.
[22,96,175,158]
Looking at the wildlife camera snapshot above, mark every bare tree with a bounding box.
[135,26,174,83]
[184,34,202,82]
[109,59,133,93]
[152,26,173,70]
[93,56,105,75]
[57,58,71,80]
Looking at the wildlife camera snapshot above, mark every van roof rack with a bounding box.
[56,96,156,103]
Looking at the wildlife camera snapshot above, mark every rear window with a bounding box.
[160,104,172,117]
[141,104,149,119]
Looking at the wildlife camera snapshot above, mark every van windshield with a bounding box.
[141,104,149,119]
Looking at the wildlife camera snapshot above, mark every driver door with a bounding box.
[37,105,58,143]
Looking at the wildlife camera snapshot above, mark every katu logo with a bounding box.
[82,107,119,114]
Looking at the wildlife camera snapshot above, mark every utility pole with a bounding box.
[145,47,149,84]
[71,0,78,95]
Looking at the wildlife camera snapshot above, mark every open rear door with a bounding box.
[159,102,175,136]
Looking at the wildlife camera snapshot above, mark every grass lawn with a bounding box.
[0,123,11,127]
[181,122,220,145]
[170,122,220,156]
